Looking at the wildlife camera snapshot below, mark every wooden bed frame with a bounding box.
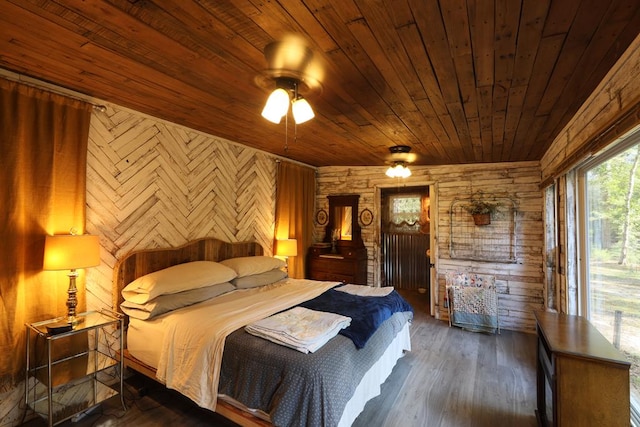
[112,238,270,427]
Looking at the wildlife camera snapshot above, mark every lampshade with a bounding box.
[291,97,315,124]
[261,88,290,124]
[276,239,298,257]
[385,163,412,178]
[43,234,100,270]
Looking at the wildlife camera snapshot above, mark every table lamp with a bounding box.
[276,239,298,274]
[43,233,100,325]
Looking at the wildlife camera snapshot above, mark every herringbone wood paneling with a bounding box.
[86,105,277,312]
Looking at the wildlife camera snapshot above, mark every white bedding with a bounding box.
[126,278,412,424]
[139,279,338,411]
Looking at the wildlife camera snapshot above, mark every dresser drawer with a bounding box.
[310,258,354,275]
[310,271,352,283]
[307,246,367,285]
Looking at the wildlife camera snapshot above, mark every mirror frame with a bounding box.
[324,194,363,247]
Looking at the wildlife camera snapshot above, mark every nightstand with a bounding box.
[24,309,126,426]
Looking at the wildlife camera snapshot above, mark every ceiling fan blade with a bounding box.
[261,34,324,93]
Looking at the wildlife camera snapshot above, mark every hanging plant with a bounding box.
[464,196,500,226]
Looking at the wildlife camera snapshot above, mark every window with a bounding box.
[578,127,640,423]
[384,193,429,234]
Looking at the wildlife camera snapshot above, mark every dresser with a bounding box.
[534,310,630,427]
[307,246,367,284]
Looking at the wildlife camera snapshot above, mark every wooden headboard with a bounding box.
[112,238,264,310]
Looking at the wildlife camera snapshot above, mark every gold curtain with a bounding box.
[0,78,91,388]
[274,161,316,279]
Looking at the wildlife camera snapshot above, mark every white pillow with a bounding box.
[232,269,288,289]
[219,256,285,278]
[121,261,237,303]
[121,282,235,320]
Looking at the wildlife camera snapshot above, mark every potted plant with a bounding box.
[464,198,499,225]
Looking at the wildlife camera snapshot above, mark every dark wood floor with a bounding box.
[22,290,538,427]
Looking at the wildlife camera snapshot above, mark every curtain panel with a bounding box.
[0,78,91,388]
[274,161,316,279]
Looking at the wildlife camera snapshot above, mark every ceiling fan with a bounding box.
[385,145,416,178]
[255,34,325,124]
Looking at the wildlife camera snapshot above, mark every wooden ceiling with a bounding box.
[1,1,639,167]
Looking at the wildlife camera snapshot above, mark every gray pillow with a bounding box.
[121,282,235,320]
[231,269,288,289]
[220,256,285,277]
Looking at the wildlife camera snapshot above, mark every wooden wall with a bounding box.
[540,34,640,314]
[541,34,640,183]
[315,162,544,332]
[84,104,278,313]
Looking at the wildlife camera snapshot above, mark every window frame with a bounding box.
[576,126,640,318]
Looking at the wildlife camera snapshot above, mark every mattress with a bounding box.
[128,314,410,426]
[125,281,412,425]
[127,317,164,368]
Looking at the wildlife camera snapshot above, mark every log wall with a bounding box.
[315,162,544,332]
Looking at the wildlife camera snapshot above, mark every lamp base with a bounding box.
[67,269,79,325]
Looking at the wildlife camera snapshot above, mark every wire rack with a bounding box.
[449,197,517,263]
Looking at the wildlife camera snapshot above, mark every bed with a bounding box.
[113,238,413,427]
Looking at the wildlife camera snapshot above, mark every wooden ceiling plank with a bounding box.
[413,100,456,162]
[503,0,549,159]
[535,0,640,155]
[356,0,428,102]
[468,0,495,162]
[469,0,495,88]
[306,1,426,154]
[253,1,338,53]
[511,33,565,159]
[541,0,582,38]
[396,23,448,116]
[477,86,494,162]
[0,19,351,166]
[536,0,612,117]
[494,0,521,85]
[511,0,550,88]
[410,0,470,160]
[410,0,460,104]
[441,0,478,116]
[344,1,448,149]
[395,21,463,159]
[428,0,478,160]
[319,49,421,149]
[123,0,268,72]
[22,0,261,107]
[2,0,638,167]
[493,0,521,158]
[492,83,509,158]
[501,85,526,161]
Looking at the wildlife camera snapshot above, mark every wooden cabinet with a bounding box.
[307,246,367,284]
[534,310,630,427]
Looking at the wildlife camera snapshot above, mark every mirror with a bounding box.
[325,195,363,248]
[333,206,352,240]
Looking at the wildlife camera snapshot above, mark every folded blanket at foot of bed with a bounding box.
[300,288,413,349]
[245,306,351,353]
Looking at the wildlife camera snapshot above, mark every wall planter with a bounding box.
[449,195,518,263]
[472,212,492,226]
[464,197,499,226]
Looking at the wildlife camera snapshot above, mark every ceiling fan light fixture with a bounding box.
[385,145,414,178]
[261,88,290,123]
[386,162,412,178]
[291,96,314,124]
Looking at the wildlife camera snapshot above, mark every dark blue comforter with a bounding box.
[299,288,413,349]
